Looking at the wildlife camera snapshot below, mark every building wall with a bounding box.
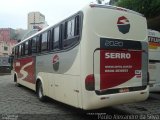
[0,28,17,56]
[28,12,48,30]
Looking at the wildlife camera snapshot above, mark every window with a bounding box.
[75,15,80,36]
[36,36,41,53]
[15,47,18,58]
[21,44,24,56]
[24,41,29,55]
[63,16,80,49]
[13,48,15,56]
[32,37,37,53]
[19,45,21,57]
[4,46,8,51]
[12,48,15,55]
[47,30,52,50]
[53,26,60,50]
[67,19,75,39]
[3,53,8,55]
[41,32,48,51]
[16,46,20,58]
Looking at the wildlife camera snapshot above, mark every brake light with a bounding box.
[85,74,95,91]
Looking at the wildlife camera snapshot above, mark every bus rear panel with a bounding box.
[81,4,149,109]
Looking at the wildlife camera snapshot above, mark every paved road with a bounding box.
[114,92,160,115]
[0,74,126,120]
[1,74,160,120]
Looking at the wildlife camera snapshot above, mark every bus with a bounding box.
[13,3,149,110]
[148,29,160,92]
[0,56,12,74]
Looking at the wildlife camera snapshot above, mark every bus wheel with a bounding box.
[37,81,46,102]
[14,74,21,87]
[16,83,21,87]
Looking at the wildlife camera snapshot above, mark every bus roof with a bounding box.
[89,3,143,17]
[14,3,144,48]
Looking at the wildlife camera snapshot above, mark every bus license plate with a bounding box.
[119,88,129,93]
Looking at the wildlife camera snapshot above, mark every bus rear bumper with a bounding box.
[82,86,149,110]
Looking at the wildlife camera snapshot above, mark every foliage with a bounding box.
[116,0,160,18]
[96,0,104,4]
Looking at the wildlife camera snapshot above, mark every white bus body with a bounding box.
[148,29,160,92]
[13,4,149,110]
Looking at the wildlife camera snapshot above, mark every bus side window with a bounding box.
[12,48,15,56]
[41,32,48,51]
[21,44,25,57]
[48,30,52,51]
[53,26,60,50]
[17,46,19,58]
[32,37,37,53]
[75,15,80,36]
[19,45,21,57]
[63,16,80,49]
[24,41,29,55]
[51,28,54,50]
[28,39,32,55]
[15,47,17,58]
[67,18,75,39]
[36,35,41,53]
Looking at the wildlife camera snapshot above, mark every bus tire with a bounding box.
[16,83,21,87]
[14,74,21,87]
[37,81,46,102]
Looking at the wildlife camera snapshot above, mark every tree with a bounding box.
[116,0,160,18]
[96,0,104,4]
[115,0,160,31]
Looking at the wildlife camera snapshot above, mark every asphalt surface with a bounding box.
[0,74,127,120]
[1,74,160,120]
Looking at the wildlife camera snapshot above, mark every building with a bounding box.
[15,28,37,41]
[28,12,48,30]
[0,28,17,56]
[0,12,49,56]
[0,28,38,56]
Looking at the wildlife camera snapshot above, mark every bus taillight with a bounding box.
[85,74,95,91]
